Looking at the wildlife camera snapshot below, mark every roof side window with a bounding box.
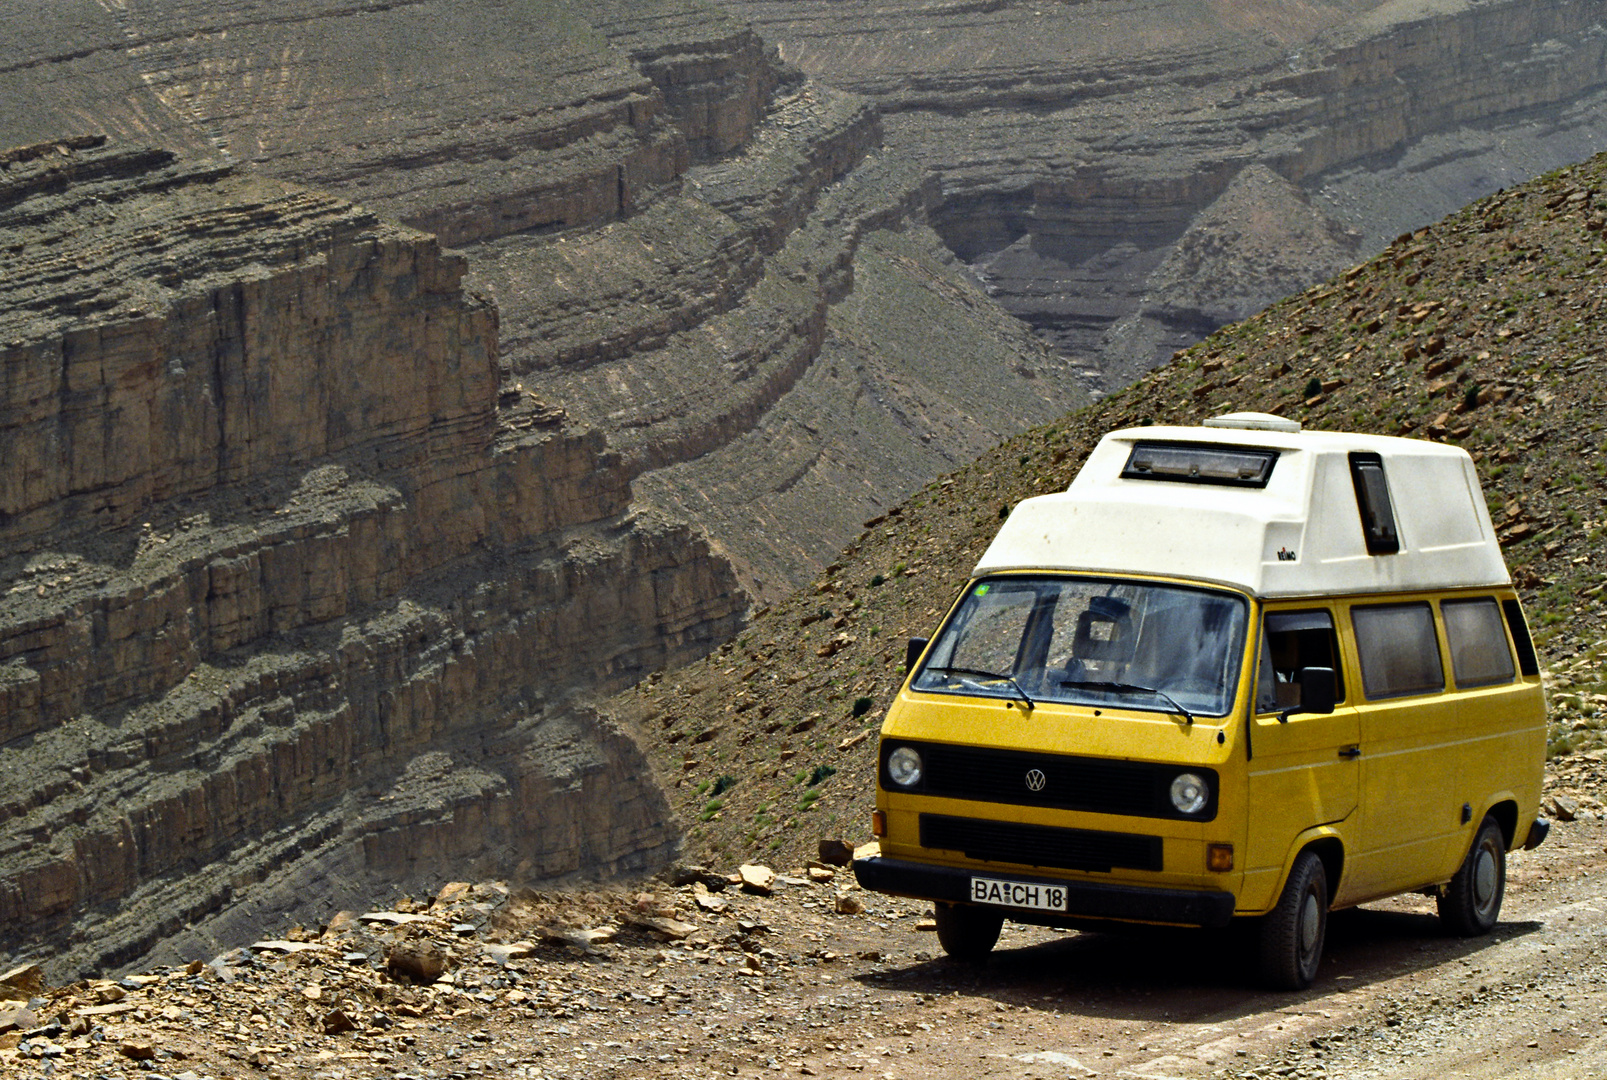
[1352,602,1444,699]
[1121,442,1278,488]
[1441,597,1516,688]
[1348,452,1400,555]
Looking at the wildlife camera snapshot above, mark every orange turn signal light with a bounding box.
[871,809,887,838]
[1207,843,1235,872]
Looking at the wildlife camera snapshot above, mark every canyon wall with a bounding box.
[0,140,744,980]
[5,0,1606,977]
[0,1,1076,976]
[725,0,1607,388]
[0,0,1086,600]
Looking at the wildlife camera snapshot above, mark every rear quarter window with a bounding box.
[1352,602,1444,699]
[1502,598,1541,677]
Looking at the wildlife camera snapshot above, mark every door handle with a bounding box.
[1338,745,1361,759]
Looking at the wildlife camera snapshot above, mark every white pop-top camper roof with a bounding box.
[973,413,1509,598]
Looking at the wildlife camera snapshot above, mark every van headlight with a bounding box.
[1170,772,1209,815]
[886,746,924,788]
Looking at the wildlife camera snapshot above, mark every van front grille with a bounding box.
[888,741,1217,822]
[919,814,1163,873]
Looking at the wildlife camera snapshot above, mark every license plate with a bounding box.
[969,876,1067,912]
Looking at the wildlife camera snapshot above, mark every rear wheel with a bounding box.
[1258,849,1328,990]
[1439,815,1506,935]
[933,903,1004,962]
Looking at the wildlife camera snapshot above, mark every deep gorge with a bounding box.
[1,0,1605,978]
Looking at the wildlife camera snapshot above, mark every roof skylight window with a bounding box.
[1121,442,1278,488]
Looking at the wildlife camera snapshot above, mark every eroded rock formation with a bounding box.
[0,1,1100,976]
[0,0,1090,604]
[0,140,745,980]
[5,0,1605,979]
[727,0,1607,387]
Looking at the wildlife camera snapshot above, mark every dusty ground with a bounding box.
[6,755,1607,1080]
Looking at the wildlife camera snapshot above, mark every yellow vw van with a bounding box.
[854,413,1548,989]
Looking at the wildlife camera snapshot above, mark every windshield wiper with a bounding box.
[1059,679,1194,725]
[925,665,1035,711]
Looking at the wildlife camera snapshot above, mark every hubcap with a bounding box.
[1300,891,1321,954]
[1474,845,1498,910]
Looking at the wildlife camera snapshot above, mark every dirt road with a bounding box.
[7,802,1607,1080]
[850,818,1607,1080]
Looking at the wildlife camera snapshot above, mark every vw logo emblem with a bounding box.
[1024,768,1047,793]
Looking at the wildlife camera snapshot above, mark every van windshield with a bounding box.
[912,576,1249,718]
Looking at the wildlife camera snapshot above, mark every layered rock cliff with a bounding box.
[5,0,1606,978]
[727,0,1607,388]
[0,140,745,980]
[0,0,1089,604]
[5,0,1603,586]
[0,0,1087,978]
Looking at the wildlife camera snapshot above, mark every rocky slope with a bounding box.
[0,139,746,981]
[611,148,1607,874]
[723,0,1607,388]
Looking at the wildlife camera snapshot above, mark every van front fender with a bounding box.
[1243,825,1347,916]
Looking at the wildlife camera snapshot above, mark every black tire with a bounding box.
[1257,849,1328,990]
[933,903,1004,962]
[1439,814,1506,936]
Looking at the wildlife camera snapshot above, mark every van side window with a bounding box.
[1348,452,1400,555]
[1352,603,1444,698]
[1502,598,1541,677]
[1441,598,1517,688]
[1256,610,1344,714]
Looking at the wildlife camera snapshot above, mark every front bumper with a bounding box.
[853,854,1236,929]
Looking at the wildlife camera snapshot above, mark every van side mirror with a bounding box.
[905,637,929,676]
[1297,666,1336,715]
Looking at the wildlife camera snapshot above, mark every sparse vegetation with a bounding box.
[618,152,1607,869]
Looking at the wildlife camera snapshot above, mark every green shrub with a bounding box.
[808,764,837,786]
[852,696,874,717]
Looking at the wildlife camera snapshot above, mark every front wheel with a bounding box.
[933,903,1004,963]
[1439,814,1506,936]
[1258,849,1328,990]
